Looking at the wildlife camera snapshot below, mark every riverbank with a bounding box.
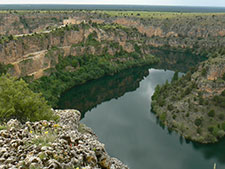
[151,55,225,143]
[0,109,128,168]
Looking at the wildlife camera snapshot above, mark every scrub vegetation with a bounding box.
[152,54,225,143]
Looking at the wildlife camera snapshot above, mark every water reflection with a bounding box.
[191,139,225,164]
[58,67,150,118]
[151,48,207,72]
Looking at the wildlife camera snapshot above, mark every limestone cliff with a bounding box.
[0,23,152,79]
[1,12,225,80]
[1,12,225,53]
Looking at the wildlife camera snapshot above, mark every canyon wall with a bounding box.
[0,24,151,79]
[0,12,224,84]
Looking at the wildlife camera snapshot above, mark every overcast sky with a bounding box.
[0,0,225,7]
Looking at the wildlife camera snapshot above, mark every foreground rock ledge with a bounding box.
[0,109,128,169]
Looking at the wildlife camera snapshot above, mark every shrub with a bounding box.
[207,125,223,137]
[199,96,204,105]
[134,44,141,53]
[184,87,191,95]
[0,74,57,123]
[221,90,225,96]
[197,128,202,134]
[222,122,225,131]
[158,98,165,107]
[172,114,177,119]
[167,104,174,111]
[208,110,215,117]
[0,125,7,130]
[213,95,225,108]
[159,112,167,122]
[194,118,202,126]
[208,126,214,133]
[172,71,179,82]
[204,100,209,105]
[201,68,207,76]
[222,73,225,81]
[218,113,224,120]
[0,63,11,75]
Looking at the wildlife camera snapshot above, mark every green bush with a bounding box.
[201,68,207,76]
[0,63,11,75]
[208,125,223,137]
[167,104,174,111]
[194,118,202,126]
[159,112,167,122]
[218,113,224,120]
[220,122,225,131]
[208,110,215,117]
[0,74,57,123]
[172,114,177,119]
[222,73,225,81]
[208,126,214,133]
[172,71,179,82]
[199,96,204,105]
[213,95,225,108]
[221,90,225,96]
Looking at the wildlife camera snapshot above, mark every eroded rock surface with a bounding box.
[0,109,128,169]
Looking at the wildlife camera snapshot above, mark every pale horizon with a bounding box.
[0,0,225,7]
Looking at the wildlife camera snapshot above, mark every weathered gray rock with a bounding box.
[0,109,129,169]
[55,109,81,130]
[24,155,42,165]
[7,119,22,128]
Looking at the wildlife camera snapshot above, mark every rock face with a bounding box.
[0,109,128,169]
[1,12,225,39]
[151,55,225,143]
[1,12,225,80]
[0,23,153,80]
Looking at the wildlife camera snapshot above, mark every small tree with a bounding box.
[8,35,14,41]
[194,118,202,127]
[222,73,225,81]
[0,63,7,75]
[208,110,215,117]
[172,71,179,82]
[0,74,57,123]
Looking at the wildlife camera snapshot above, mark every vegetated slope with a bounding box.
[1,22,156,78]
[0,22,156,107]
[151,54,225,143]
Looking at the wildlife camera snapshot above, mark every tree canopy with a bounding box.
[0,74,57,123]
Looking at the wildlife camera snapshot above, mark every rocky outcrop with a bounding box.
[1,12,225,39]
[0,109,128,168]
[151,55,225,143]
